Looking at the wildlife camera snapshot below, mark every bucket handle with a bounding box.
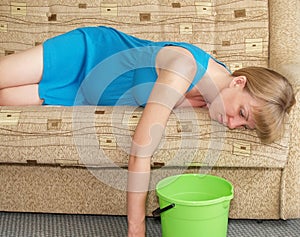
[152,203,175,218]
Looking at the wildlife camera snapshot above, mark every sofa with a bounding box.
[0,0,299,220]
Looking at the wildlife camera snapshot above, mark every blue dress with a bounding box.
[39,26,226,106]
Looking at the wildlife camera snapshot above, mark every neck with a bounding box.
[195,59,233,105]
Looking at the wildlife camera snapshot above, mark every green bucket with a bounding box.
[155,174,234,237]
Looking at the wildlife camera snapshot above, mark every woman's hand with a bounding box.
[127,155,150,237]
[127,189,147,237]
[127,212,146,237]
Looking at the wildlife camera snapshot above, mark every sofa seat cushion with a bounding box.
[0,106,289,169]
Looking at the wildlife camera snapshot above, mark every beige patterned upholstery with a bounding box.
[269,0,300,219]
[0,0,299,219]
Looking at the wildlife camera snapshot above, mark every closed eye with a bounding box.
[239,109,246,118]
[239,108,251,129]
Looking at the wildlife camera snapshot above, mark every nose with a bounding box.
[227,116,244,129]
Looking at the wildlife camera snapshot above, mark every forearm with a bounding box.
[127,155,151,237]
[127,190,147,236]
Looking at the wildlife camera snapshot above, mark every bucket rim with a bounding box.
[156,174,234,206]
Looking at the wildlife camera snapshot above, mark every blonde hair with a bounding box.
[232,67,296,144]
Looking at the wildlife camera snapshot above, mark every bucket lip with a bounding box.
[156,174,234,206]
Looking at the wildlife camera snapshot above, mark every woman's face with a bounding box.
[208,77,260,130]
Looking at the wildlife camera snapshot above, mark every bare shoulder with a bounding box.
[165,45,193,55]
[155,45,197,78]
[156,45,195,62]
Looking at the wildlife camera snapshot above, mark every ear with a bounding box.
[229,76,247,89]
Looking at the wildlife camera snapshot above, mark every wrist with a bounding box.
[128,219,145,237]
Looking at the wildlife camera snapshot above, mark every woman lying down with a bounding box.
[0,26,295,237]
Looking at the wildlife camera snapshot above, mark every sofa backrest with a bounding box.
[1,0,269,71]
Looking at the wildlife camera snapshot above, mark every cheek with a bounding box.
[214,92,228,110]
[218,89,238,112]
[208,93,227,118]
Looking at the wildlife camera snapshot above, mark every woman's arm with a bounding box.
[127,92,173,236]
[127,47,197,237]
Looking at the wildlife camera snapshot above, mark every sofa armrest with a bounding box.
[279,66,300,219]
[269,0,300,219]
